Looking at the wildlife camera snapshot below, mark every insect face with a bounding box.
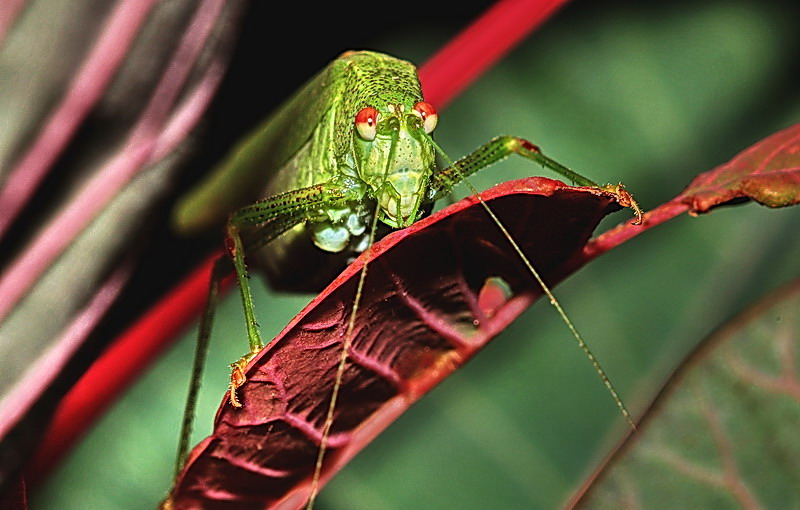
[353,102,438,228]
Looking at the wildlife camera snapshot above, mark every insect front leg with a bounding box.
[224,215,302,407]
[430,136,598,194]
[430,135,642,221]
[424,135,640,429]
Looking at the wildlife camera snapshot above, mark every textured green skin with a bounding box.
[173,51,437,289]
[261,50,436,229]
[174,52,433,230]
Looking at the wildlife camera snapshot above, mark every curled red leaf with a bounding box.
[167,177,627,508]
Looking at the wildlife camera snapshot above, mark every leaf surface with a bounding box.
[168,177,627,508]
[678,123,800,213]
[573,279,800,509]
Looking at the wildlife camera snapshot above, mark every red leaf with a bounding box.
[678,123,800,213]
[166,177,626,508]
[583,124,800,261]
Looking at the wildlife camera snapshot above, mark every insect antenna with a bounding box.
[306,190,385,510]
[306,203,381,508]
[424,133,636,430]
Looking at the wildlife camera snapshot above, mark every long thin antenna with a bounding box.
[306,201,383,509]
[427,135,636,430]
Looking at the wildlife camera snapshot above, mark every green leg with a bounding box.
[430,136,598,198]
[175,257,227,476]
[430,135,641,222]
[174,207,309,474]
[223,182,356,407]
[225,182,354,351]
[226,223,264,353]
[427,135,640,429]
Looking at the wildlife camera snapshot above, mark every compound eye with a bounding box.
[355,107,379,141]
[412,101,438,133]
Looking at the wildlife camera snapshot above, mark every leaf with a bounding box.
[587,124,800,257]
[13,1,581,503]
[0,0,247,496]
[572,279,800,509]
[166,177,627,508]
[678,123,800,213]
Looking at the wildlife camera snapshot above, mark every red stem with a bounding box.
[420,0,570,109]
[582,201,691,262]
[25,257,216,484]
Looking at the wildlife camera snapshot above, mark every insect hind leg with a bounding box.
[174,255,229,476]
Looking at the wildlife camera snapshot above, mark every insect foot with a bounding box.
[228,350,258,408]
[601,183,643,225]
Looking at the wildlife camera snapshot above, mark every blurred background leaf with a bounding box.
[24,0,800,508]
[574,279,800,509]
[0,0,249,497]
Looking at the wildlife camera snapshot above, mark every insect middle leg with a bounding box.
[223,181,358,406]
[174,210,310,475]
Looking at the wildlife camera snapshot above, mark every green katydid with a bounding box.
[167,50,641,507]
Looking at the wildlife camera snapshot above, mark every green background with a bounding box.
[33,1,800,508]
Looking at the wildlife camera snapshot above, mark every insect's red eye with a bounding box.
[355,107,379,141]
[412,101,438,133]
